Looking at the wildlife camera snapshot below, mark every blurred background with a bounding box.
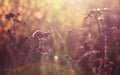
[0,0,120,75]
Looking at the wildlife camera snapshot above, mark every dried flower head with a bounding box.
[32,30,51,38]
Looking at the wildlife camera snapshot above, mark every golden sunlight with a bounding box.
[0,0,120,75]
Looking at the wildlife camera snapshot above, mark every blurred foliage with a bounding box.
[0,0,120,75]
